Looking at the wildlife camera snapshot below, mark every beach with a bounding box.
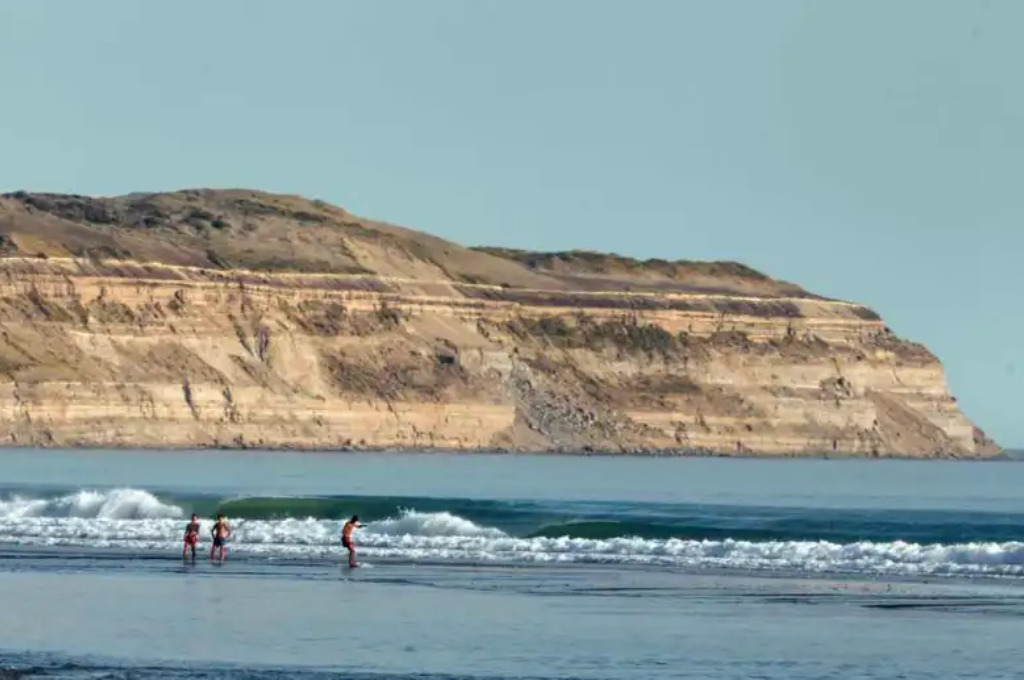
[2,450,1023,679]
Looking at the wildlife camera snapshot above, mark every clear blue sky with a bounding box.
[1,1,1020,446]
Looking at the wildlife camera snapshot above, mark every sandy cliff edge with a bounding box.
[0,189,1001,457]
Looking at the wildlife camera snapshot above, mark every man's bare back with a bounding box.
[341,515,360,567]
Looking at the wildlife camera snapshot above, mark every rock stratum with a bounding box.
[0,189,1000,457]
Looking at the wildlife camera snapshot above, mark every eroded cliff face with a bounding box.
[0,190,1000,457]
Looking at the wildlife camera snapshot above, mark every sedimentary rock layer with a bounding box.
[0,189,999,457]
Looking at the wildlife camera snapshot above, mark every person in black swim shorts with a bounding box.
[210,513,232,562]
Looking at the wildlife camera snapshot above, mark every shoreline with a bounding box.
[0,441,1011,462]
[3,545,1023,591]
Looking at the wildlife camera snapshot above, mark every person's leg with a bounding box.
[348,544,356,568]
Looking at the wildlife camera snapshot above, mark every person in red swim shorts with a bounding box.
[182,513,200,560]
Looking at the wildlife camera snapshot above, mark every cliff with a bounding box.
[0,189,1000,457]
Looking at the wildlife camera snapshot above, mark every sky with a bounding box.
[0,1,1021,446]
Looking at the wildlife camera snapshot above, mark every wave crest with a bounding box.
[0,489,183,520]
[367,510,507,538]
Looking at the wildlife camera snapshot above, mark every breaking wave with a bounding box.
[0,489,183,520]
[2,487,1024,578]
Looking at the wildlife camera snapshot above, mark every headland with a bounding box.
[0,189,1000,457]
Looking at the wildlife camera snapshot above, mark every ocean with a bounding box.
[1,449,1022,679]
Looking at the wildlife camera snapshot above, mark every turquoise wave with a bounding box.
[3,487,1023,545]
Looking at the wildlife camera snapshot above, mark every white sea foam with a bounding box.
[0,489,183,520]
[1,492,1023,578]
[368,510,506,538]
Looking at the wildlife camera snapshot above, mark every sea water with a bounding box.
[1,450,1023,679]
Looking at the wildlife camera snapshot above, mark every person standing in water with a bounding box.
[210,514,232,562]
[341,515,360,568]
[182,513,201,560]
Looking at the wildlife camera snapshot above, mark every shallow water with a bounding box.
[1,449,1023,679]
